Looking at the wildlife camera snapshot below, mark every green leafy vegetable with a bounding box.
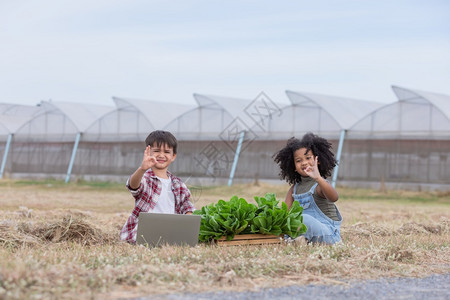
[193,195,257,241]
[194,193,307,242]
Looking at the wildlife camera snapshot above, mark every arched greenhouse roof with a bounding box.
[83,97,196,142]
[254,90,384,140]
[0,115,35,137]
[14,101,115,142]
[0,103,42,139]
[392,86,450,121]
[348,86,450,139]
[165,93,288,140]
[47,101,115,132]
[0,103,42,116]
[114,97,196,129]
[165,94,251,140]
[193,94,218,107]
[286,90,385,129]
[195,94,259,128]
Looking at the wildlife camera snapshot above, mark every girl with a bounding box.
[273,132,343,244]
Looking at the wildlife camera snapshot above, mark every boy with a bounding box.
[120,130,195,244]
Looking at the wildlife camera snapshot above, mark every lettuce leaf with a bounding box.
[195,193,307,242]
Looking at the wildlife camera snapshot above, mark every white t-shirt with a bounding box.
[152,176,175,214]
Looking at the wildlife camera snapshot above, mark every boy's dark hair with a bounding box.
[145,130,178,154]
[273,132,337,185]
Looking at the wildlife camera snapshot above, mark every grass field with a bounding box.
[0,179,449,299]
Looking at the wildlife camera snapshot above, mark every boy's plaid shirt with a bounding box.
[120,169,195,243]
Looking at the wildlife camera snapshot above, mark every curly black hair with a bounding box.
[273,132,337,185]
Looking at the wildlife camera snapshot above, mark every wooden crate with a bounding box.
[215,234,283,246]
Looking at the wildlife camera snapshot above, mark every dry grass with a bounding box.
[0,179,449,299]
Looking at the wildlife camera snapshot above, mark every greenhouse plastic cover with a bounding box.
[13,101,116,142]
[82,97,196,142]
[165,94,288,140]
[0,104,42,138]
[1,86,449,142]
[250,90,385,140]
[349,86,450,139]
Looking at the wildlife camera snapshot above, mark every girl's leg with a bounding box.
[301,214,340,244]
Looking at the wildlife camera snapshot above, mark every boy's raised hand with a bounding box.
[140,145,157,171]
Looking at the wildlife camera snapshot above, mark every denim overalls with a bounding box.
[293,182,343,244]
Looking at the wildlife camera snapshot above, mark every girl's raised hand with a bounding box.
[140,145,157,171]
[305,156,321,180]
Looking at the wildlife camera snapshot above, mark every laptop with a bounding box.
[136,213,201,247]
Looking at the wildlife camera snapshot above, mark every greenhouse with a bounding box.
[233,90,385,187]
[341,86,450,189]
[0,101,115,181]
[165,93,288,181]
[0,86,449,191]
[0,103,43,178]
[71,97,196,181]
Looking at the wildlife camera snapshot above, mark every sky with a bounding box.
[1,0,449,107]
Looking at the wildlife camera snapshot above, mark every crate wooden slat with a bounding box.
[215,234,283,246]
